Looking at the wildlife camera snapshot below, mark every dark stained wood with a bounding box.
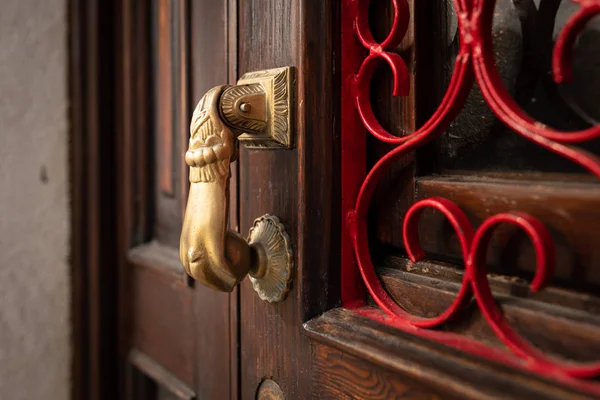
[378,263,600,363]
[178,0,191,222]
[237,0,339,398]
[130,264,195,387]
[237,1,301,397]
[365,0,451,250]
[190,0,238,398]
[414,176,600,292]
[313,344,446,399]
[84,0,600,398]
[297,0,341,321]
[381,256,600,315]
[154,0,191,203]
[86,1,119,396]
[305,308,594,399]
[225,3,240,395]
[117,0,152,250]
[413,0,450,178]
[156,0,174,195]
[117,1,153,399]
[226,3,240,394]
[116,0,237,399]
[70,0,119,398]
[129,350,196,400]
[128,242,186,281]
[152,0,187,250]
[369,0,418,247]
[150,0,190,201]
[192,290,233,399]
[337,2,600,396]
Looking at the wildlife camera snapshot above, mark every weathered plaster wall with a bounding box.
[0,0,70,399]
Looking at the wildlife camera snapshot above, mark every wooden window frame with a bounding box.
[338,0,600,397]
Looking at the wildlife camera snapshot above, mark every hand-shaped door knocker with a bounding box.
[180,67,294,303]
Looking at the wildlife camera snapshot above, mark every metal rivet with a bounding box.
[256,379,284,400]
[239,102,252,112]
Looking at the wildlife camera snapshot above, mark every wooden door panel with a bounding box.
[128,250,194,387]
[129,350,196,400]
[118,0,236,399]
[111,0,600,398]
[368,0,419,248]
[379,265,600,363]
[338,0,600,398]
[366,0,600,291]
[415,177,600,292]
[236,0,338,398]
[306,309,591,400]
[190,0,239,398]
[313,345,444,400]
[237,0,302,397]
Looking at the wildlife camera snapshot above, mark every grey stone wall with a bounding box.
[0,0,70,399]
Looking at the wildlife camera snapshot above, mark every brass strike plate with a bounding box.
[228,66,294,149]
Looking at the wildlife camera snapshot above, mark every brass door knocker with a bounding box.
[180,67,294,303]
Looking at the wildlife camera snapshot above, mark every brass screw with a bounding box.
[239,102,251,113]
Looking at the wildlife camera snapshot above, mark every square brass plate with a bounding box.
[236,66,294,149]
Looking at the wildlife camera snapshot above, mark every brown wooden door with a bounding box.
[117,0,337,397]
[117,1,239,399]
[114,0,600,399]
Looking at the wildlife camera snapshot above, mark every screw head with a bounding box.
[239,102,251,113]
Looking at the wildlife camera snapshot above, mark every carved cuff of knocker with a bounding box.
[185,120,235,183]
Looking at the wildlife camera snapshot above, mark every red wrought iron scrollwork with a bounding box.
[341,0,600,392]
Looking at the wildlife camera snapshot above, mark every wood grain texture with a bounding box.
[238,1,301,397]
[313,344,445,400]
[305,308,594,399]
[156,0,174,195]
[153,0,189,200]
[129,349,196,400]
[114,0,236,399]
[372,1,600,299]
[105,0,600,399]
[70,0,119,398]
[415,176,600,292]
[117,1,155,399]
[378,263,600,363]
[190,0,238,398]
[227,2,240,395]
[153,0,190,249]
[130,264,195,387]
[237,0,339,398]
[226,4,240,396]
[369,0,418,247]
[128,241,186,280]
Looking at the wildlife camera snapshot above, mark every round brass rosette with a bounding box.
[247,214,293,303]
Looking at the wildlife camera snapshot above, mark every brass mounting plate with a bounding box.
[248,214,293,303]
[236,66,294,149]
